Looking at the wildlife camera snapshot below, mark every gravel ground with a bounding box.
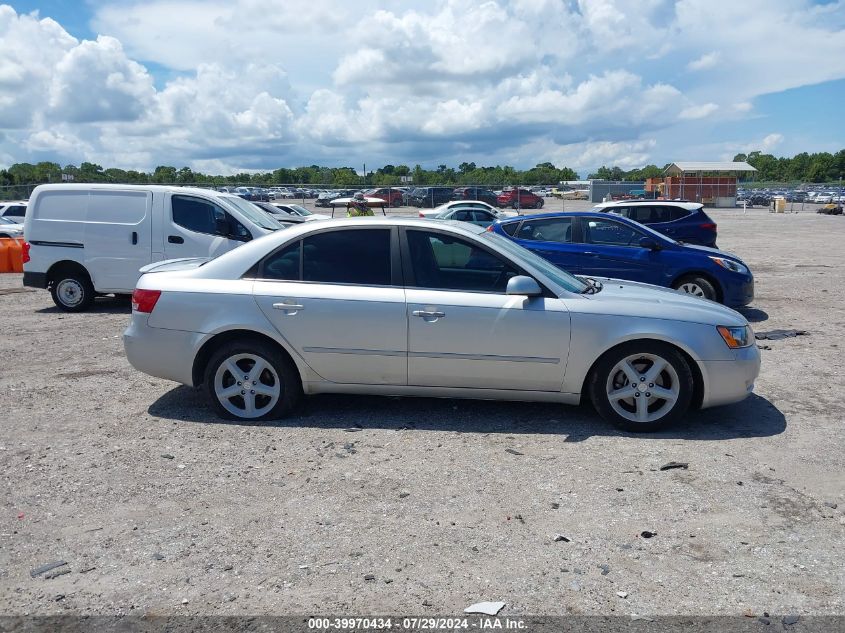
[1,205,844,618]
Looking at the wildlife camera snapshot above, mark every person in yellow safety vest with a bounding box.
[348,192,373,217]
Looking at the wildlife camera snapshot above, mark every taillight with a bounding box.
[21,241,31,264]
[419,212,424,217]
[485,225,494,232]
[700,223,717,230]
[132,289,161,313]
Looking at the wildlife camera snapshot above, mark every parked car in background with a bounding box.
[408,187,455,208]
[0,216,24,238]
[451,187,500,207]
[365,188,403,206]
[420,200,519,221]
[491,211,754,307]
[273,203,331,220]
[497,188,544,209]
[0,201,27,221]
[419,206,501,227]
[124,217,759,432]
[592,200,718,247]
[748,193,770,207]
[251,202,308,225]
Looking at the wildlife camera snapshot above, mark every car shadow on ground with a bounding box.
[737,307,769,323]
[148,387,785,442]
[36,296,131,314]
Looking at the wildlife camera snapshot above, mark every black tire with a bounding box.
[204,339,302,421]
[50,270,95,312]
[536,199,544,209]
[672,275,718,302]
[511,201,520,209]
[589,341,695,432]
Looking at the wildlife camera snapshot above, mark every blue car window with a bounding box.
[517,217,573,242]
[585,218,643,247]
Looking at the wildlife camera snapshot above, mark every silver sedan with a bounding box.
[124,218,760,432]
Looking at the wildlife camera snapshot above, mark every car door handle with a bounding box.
[168,235,184,244]
[412,310,445,318]
[273,302,305,311]
[131,231,138,245]
[583,251,599,257]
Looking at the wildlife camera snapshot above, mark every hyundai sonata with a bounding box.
[124,218,760,432]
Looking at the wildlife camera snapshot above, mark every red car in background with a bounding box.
[496,188,544,209]
[365,188,403,207]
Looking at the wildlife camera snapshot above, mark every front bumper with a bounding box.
[123,315,203,386]
[698,344,761,409]
[722,275,754,307]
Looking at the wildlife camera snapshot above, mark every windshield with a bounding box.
[480,231,588,294]
[221,195,283,231]
[286,204,312,216]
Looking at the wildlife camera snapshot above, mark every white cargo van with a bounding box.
[23,184,283,311]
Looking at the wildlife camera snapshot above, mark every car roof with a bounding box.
[30,183,230,197]
[593,200,703,210]
[498,211,644,223]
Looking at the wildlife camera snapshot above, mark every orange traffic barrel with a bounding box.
[0,238,24,273]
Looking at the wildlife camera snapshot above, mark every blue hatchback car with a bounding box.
[592,200,718,247]
[491,212,754,307]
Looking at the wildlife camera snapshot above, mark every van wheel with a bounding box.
[50,272,95,312]
[673,275,717,301]
[204,340,301,421]
[589,341,694,432]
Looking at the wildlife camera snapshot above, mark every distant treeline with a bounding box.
[2,150,843,194]
[0,161,578,190]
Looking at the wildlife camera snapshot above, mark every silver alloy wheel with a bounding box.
[56,279,84,307]
[678,281,705,297]
[606,353,680,424]
[213,353,281,419]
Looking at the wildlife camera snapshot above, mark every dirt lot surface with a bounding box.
[1,206,844,618]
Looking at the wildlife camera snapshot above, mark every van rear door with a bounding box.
[84,189,153,292]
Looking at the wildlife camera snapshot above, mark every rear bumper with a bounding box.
[123,315,203,386]
[698,345,761,409]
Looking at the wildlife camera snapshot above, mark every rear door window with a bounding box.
[260,240,301,280]
[302,229,392,286]
[516,217,573,242]
[669,207,692,221]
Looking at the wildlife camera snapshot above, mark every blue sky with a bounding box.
[1,0,844,176]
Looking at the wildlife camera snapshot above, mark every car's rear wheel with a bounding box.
[204,341,301,421]
[50,272,95,312]
[673,275,717,301]
[536,199,544,208]
[589,342,694,432]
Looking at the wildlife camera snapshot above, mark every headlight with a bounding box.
[717,325,753,348]
[709,256,748,275]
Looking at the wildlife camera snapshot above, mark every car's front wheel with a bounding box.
[204,340,301,421]
[672,275,718,301]
[589,342,694,432]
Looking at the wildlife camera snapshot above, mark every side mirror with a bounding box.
[639,237,661,250]
[215,217,230,236]
[506,275,542,297]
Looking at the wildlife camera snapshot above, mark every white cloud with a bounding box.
[759,133,784,152]
[1,1,844,172]
[687,51,720,71]
[679,103,719,120]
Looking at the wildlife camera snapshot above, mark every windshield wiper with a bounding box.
[581,277,603,294]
